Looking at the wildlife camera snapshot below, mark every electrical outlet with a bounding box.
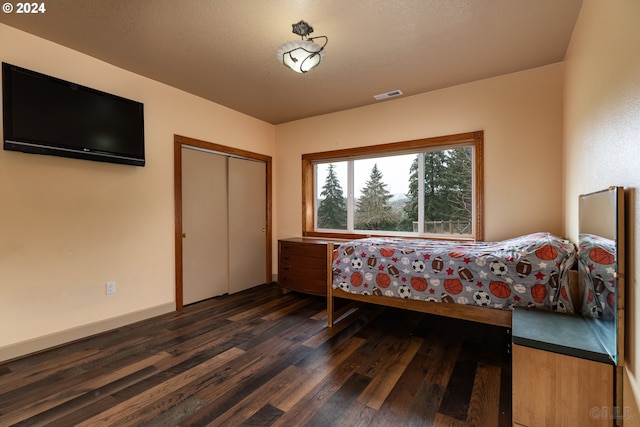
[106,281,116,295]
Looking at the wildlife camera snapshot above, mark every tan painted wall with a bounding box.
[564,0,640,420]
[275,63,565,242]
[0,24,275,358]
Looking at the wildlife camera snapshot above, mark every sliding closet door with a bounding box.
[181,147,229,304]
[228,157,267,293]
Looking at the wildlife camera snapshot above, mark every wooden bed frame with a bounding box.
[325,242,580,329]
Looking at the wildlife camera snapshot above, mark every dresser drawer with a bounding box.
[279,241,327,259]
[277,275,327,296]
[278,238,334,296]
[279,262,326,281]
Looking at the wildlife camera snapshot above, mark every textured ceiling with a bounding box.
[0,0,583,124]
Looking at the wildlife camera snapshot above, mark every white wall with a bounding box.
[0,24,275,361]
[563,0,640,418]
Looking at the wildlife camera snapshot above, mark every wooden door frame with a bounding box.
[174,134,273,311]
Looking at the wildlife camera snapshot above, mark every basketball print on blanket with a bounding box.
[331,232,576,313]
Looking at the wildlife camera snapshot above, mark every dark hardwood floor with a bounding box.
[0,284,512,426]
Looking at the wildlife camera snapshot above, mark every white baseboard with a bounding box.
[0,302,175,363]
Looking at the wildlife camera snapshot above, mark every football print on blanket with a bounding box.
[331,233,576,313]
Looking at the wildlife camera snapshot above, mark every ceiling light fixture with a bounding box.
[276,20,327,73]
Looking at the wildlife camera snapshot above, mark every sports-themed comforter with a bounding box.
[332,232,577,313]
[579,234,617,320]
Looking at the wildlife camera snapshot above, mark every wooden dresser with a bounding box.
[277,238,336,296]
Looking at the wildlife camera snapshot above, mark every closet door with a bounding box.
[228,157,267,293]
[181,147,229,304]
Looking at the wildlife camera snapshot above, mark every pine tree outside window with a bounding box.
[303,131,484,241]
[316,163,348,230]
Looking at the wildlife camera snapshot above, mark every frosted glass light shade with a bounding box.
[276,40,325,73]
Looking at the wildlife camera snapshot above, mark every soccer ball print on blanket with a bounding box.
[331,232,576,313]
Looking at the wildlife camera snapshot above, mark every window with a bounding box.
[302,131,483,240]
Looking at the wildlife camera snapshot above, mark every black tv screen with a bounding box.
[2,62,145,166]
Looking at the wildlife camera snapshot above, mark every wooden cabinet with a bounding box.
[511,308,616,427]
[512,344,613,427]
[278,238,334,296]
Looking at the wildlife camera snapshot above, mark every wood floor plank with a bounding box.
[227,293,299,321]
[179,334,317,425]
[35,395,122,427]
[465,362,501,427]
[402,380,447,426]
[139,395,208,427]
[196,350,317,426]
[302,304,385,349]
[0,284,512,426]
[15,366,159,427]
[372,341,432,426]
[242,404,284,426]
[433,413,468,427]
[202,330,352,426]
[358,336,423,410]
[206,365,302,426]
[274,336,366,412]
[0,352,168,426]
[271,348,370,426]
[423,324,463,387]
[74,347,245,426]
[302,372,372,427]
[153,323,253,371]
[334,401,378,427]
[438,340,481,420]
[0,348,100,394]
[260,298,318,321]
[235,311,321,352]
[498,342,513,427]
[0,333,154,403]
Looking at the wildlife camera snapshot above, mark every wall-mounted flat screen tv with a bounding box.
[2,62,145,166]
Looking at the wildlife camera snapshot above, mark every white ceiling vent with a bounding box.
[373,90,403,101]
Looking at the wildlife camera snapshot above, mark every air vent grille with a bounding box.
[374,90,403,100]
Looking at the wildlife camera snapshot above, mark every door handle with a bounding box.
[182,232,187,238]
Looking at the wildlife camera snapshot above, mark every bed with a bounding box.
[327,232,577,328]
